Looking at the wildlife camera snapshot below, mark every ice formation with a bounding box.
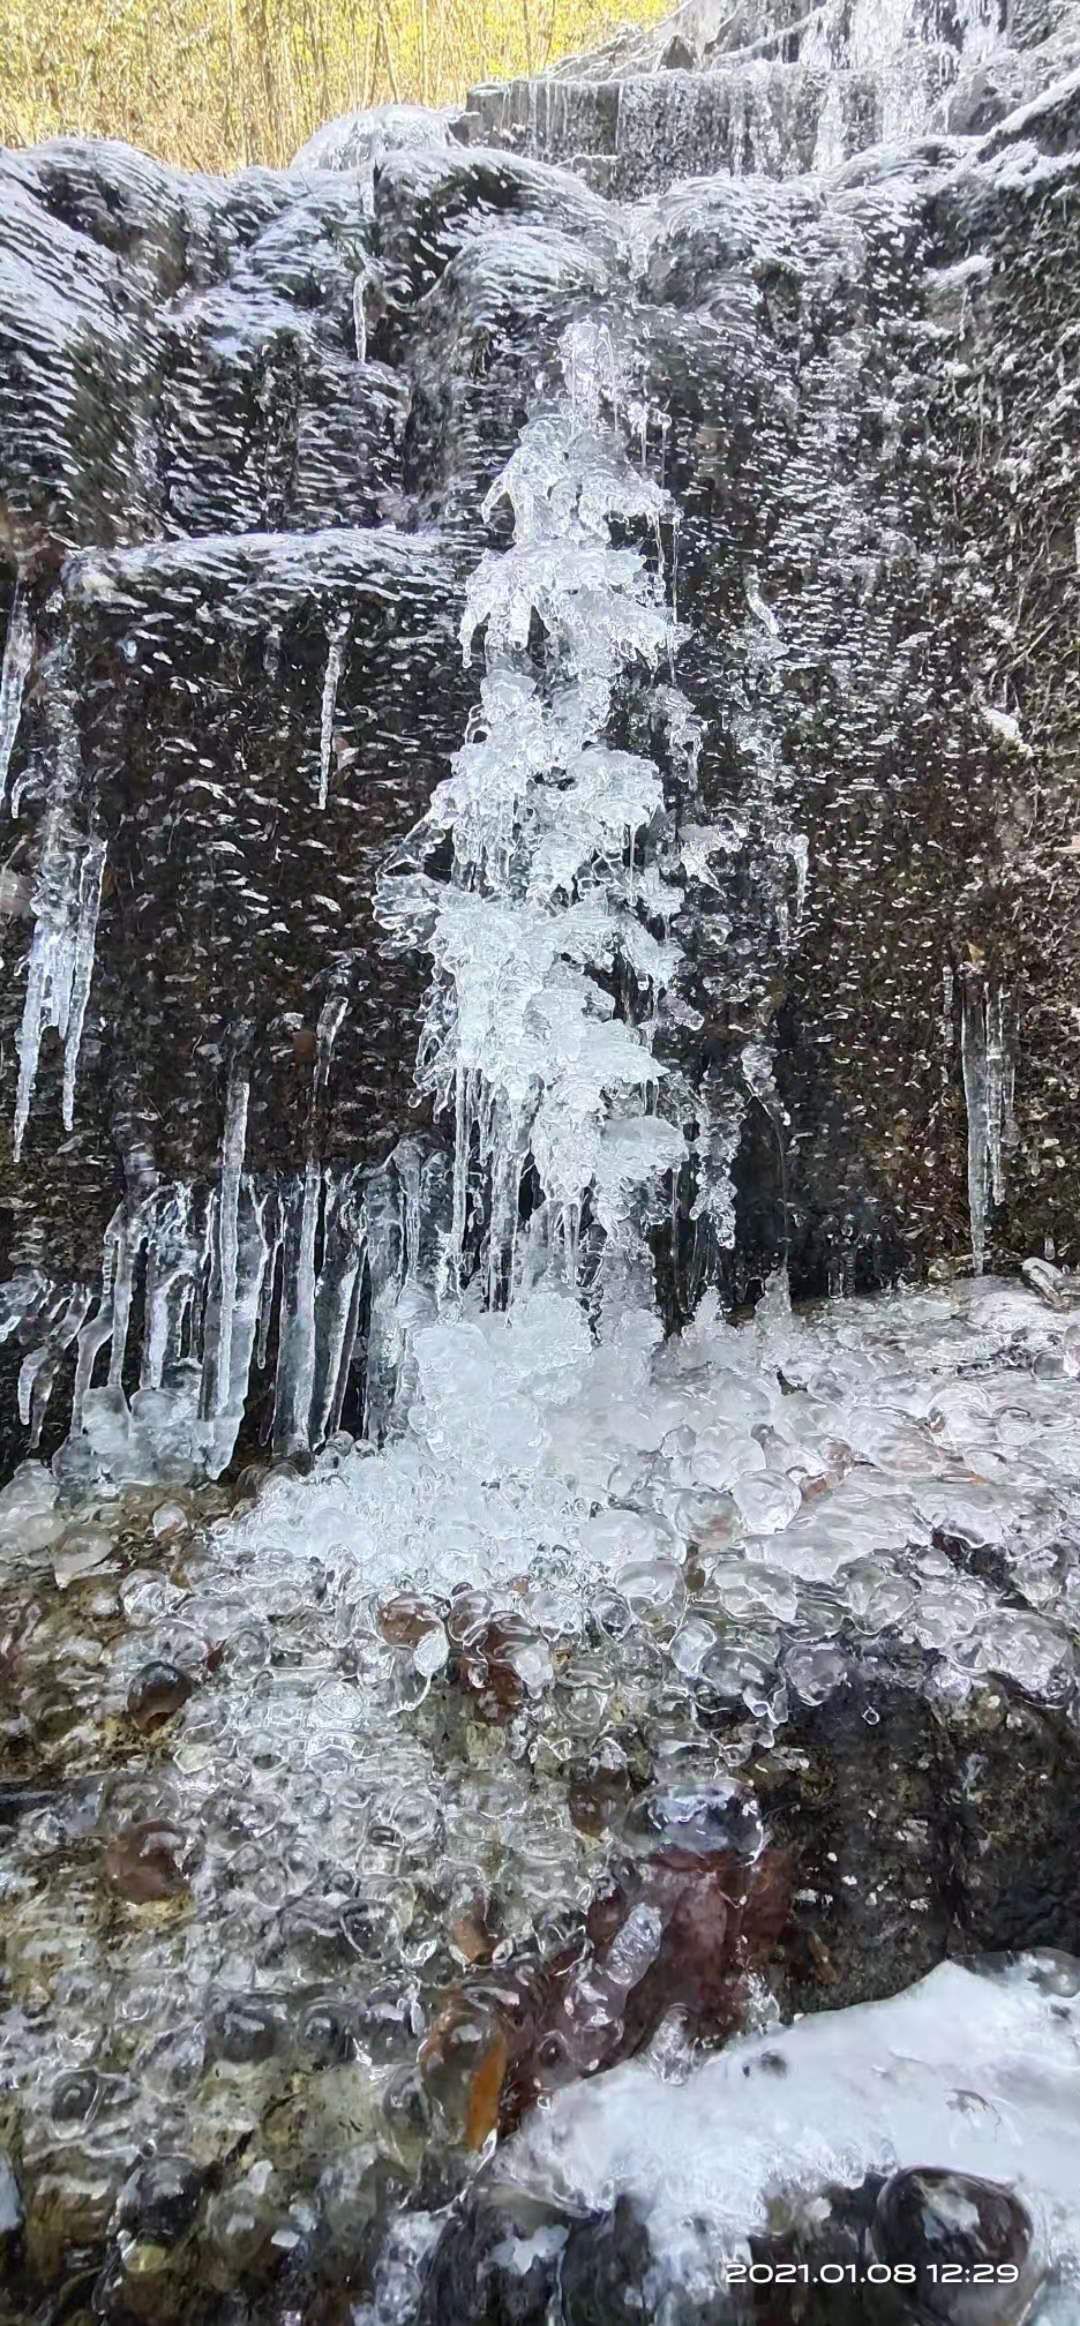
[378,318,694,1314]
[2,13,1080,2318]
[961,976,1015,1274]
[800,0,1002,169]
[217,1268,1080,1700]
[470,0,1019,192]
[49,1142,437,1485]
[12,657,107,1158]
[290,100,457,184]
[2,1264,1071,2308]
[505,1952,1080,2277]
[318,610,349,810]
[0,575,31,807]
[1,318,719,1470]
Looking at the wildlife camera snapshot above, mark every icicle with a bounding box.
[362,1153,412,1441]
[311,1171,367,1444]
[13,899,58,1159]
[19,1284,91,1447]
[353,273,369,366]
[256,1193,283,1375]
[107,1202,144,1391]
[61,832,107,1131]
[788,833,809,933]
[941,961,955,1087]
[201,1059,250,1421]
[13,661,104,1158]
[203,1183,272,1472]
[352,252,381,364]
[216,1067,249,1403]
[961,977,1012,1275]
[72,1207,122,1430]
[0,583,32,811]
[986,987,1014,1207]
[17,1284,67,1427]
[273,1160,323,1455]
[141,1186,201,1390]
[265,993,352,1450]
[315,991,348,1098]
[226,1188,272,1416]
[318,615,349,811]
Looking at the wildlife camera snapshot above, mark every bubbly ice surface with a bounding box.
[225,1271,1080,1698]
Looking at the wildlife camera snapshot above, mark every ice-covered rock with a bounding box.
[497,1953,1080,2304]
[290,101,459,181]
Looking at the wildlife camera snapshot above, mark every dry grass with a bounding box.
[0,0,673,173]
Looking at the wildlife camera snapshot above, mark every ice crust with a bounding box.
[224,1271,1080,1698]
[290,102,458,184]
[504,1952,1080,2279]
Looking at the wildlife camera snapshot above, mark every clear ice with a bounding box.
[961,975,1015,1274]
[13,660,107,1158]
[0,576,32,808]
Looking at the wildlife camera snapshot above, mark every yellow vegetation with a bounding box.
[0,0,672,173]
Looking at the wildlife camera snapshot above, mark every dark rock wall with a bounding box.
[0,28,1079,1465]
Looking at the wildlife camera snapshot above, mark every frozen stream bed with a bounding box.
[0,1269,1078,2319]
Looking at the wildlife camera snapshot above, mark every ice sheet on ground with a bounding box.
[224,1275,1080,1695]
[502,1953,1080,2276]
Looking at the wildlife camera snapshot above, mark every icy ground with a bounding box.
[2,1269,1080,2309]
[217,1269,1080,1707]
[505,1954,1080,2294]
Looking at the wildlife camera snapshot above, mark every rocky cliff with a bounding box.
[1,0,1079,1477]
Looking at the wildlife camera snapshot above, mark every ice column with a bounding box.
[378,318,689,1311]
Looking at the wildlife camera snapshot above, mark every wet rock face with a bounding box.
[457,0,1080,194]
[7,531,469,1242]
[1,22,1080,1471]
[0,137,616,1466]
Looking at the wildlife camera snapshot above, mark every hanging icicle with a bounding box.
[0,581,33,811]
[961,974,1015,1275]
[318,613,350,810]
[13,655,106,1157]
